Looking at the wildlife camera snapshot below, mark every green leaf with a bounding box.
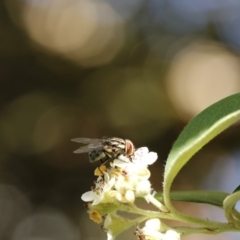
[156,191,229,207]
[233,185,240,193]
[163,93,240,209]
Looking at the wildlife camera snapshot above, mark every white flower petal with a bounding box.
[116,192,124,202]
[144,218,161,231]
[107,232,115,240]
[136,180,151,196]
[131,147,158,169]
[118,155,131,162]
[125,190,135,203]
[135,147,149,156]
[145,152,158,165]
[136,168,151,179]
[112,159,129,168]
[115,175,134,192]
[163,230,181,240]
[104,172,110,182]
[140,218,166,240]
[105,177,116,191]
[143,229,164,240]
[92,195,103,205]
[81,191,95,202]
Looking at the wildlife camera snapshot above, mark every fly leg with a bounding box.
[94,155,110,176]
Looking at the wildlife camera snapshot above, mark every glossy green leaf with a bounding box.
[156,191,229,207]
[163,93,240,209]
[233,185,240,193]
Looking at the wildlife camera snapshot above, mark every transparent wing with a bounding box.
[88,142,103,148]
[73,146,102,153]
[71,137,104,154]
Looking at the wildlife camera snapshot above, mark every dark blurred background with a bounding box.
[1,0,240,239]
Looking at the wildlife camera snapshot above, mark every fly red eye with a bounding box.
[125,139,134,156]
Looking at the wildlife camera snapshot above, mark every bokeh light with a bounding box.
[0,184,31,239]
[7,0,125,67]
[166,41,240,120]
[1,0,240,239]
[12,210,79,240]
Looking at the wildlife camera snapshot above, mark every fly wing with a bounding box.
[73,146,92,154]
[71,138,103,154]
[88,142,103,149]
[73,146,102,153]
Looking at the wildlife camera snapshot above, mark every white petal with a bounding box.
[125,190,135,203]
[132,147,149,164]
[112,159,129,168]
[143,229,164,240]
[163,230,181,240]
[104,172,110,182]
[116,192,124,202]
[136,168,151,179]
[104,177,115,191]
[107,232,115,240]
[135,147,149,156]
[145,152,158,165]
[81,191,95,202]
[136,181,151,196]
[118,155,131,162]
[145,218,161,231]
[92,195,103,205]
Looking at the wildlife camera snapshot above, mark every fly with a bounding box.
[71,137,135,164]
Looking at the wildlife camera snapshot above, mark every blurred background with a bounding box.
[1,0,240,239]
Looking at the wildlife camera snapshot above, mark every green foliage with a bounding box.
[163,93,240,209]
[159,93,240,236]
[156,191,229,207]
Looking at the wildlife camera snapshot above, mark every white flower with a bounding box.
[163,230,181,240]
[113,173,137,203]
[81,146,161,208]
[81,144,164,238]
[109,147,159,204]
[135,180,167,210]
[132,147,158,166]
[81,173,116,205]
[136,219,180,240]
[116,189,135,203]
[135,180,151,197]
[136,219,164,240]
[113,168,151,203]
[113,147,158,171]
[145,218,161,231]
[80,140,173,240]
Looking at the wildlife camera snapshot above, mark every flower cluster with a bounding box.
[82,147,159,206]
[81,147,171,239]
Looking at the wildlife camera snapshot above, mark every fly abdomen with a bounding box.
[88,151,106,163]
[88,150,113,164]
